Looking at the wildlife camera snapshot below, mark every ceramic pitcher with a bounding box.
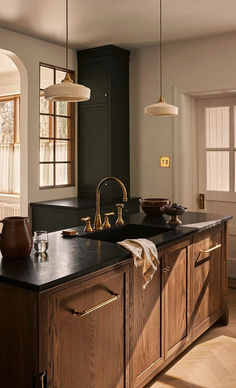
[0,217,32,259]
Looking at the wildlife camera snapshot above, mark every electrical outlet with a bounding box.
[160,156,170,168]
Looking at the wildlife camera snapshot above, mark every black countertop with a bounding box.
[0,211,232,292]
[30,196,139,210]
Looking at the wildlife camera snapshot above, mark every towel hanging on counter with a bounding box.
[118,238,159,289]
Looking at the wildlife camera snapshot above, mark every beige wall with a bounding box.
[0,27,78,215]
[130,32,236,273]
[130,31,236,200]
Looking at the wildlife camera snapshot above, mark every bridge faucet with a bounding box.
[94,177,128,231]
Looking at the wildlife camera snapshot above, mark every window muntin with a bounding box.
[39,63,75,189]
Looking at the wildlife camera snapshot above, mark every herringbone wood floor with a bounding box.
[150,286,236,388]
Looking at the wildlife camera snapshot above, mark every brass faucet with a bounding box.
[94,177,128,231]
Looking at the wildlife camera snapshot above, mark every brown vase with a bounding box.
[0,217,33,259]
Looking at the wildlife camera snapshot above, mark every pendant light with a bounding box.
[144,0,178,116]
[44,0,90,102]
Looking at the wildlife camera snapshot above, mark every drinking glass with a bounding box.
[33,231,48,253]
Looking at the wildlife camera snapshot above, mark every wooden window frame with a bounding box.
[39,63,75,190]
[0,94,20,195]
[0,94,20,145]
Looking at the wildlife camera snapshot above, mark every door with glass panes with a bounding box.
[197,96,236,216]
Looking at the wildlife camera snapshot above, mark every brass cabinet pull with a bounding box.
[72,292,120,316]
[35,371,46,388]
[200,243,221,254]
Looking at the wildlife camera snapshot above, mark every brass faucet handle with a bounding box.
[102,212,114,230]
[81,217,93,234]
[116,203,125,226]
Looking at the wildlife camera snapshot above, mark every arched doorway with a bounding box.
[0,49,28,216]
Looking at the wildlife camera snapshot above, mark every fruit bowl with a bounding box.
[140,198,170,216]
[160,203,186,225]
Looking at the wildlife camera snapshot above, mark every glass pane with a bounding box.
[234,107,236,148]
[40,139,54,162]
[40,94,54,114]
[40,115,54,138]
[40,66,54,90]
[56,70,66,83]
[206,106,229,148]
[0,100,14,143]
[55,140,71,161]
[55,117,71,138]
[207,151,229,191]
[55,163,71,185]
[40,163,54,187]
[56,101,70,116]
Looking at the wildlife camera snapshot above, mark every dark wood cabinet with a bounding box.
[129,250,164,387]
[163,239,191,359]
[41,267,129,388]
[0,223,228,388]
[77,45,130,199]
[191,225,224,340]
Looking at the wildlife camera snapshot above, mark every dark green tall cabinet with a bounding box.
[77,45,130,199]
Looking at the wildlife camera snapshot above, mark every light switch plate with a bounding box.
[160,156,170,168]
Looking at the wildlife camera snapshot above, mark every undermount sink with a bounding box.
[79,223,171,243]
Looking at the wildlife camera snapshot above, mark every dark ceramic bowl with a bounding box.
[140,198,170,216]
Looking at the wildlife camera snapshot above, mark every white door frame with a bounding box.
[172,77,236,211]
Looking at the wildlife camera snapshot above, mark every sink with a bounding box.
[79,223,171,243]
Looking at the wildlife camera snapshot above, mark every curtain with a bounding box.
[40,141,68,186]
[0,144,20,194]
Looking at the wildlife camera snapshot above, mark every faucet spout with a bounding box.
[94,177,128,231]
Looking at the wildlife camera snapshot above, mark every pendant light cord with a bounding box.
[159,0,163,100]
[66,0,69,72]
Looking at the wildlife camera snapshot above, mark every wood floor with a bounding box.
[149,286,236,388]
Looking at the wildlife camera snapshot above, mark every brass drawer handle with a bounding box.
[200,243,221,254]
[72,292,120,316]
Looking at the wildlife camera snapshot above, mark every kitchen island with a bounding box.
[0,211,231,388]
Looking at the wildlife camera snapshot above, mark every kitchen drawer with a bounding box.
[191,225,224,340]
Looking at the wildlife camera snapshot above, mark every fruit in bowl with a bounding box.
[140,198,170,216]
[160,203,186,225]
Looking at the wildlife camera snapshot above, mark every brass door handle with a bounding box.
[200,243,221,254]
[72,292,120,316]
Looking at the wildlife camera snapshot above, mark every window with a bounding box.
[39,63,75,188]
[0,95,20,194]
[198,96,236,202]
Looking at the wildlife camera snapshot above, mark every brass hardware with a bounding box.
[72,292,120,316]
[199,193,205,210]
[116,203,125,226]
[200,243,221,254]
[160,156,170,168]
[81,217,93,233]
[94,177,128,231]
[163,267,171,273]
[35,371,46,388]
[102,212,114,229]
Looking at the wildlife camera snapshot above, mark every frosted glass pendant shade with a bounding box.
[44,73,90,102]
[144,97,178,117]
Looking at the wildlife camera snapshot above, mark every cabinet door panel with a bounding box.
[164,240,190,359]
[130,253,163,387]
[79,106,110,196]
[191,229,223,339]
[50,269,127,388]
[79,61,108,105]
